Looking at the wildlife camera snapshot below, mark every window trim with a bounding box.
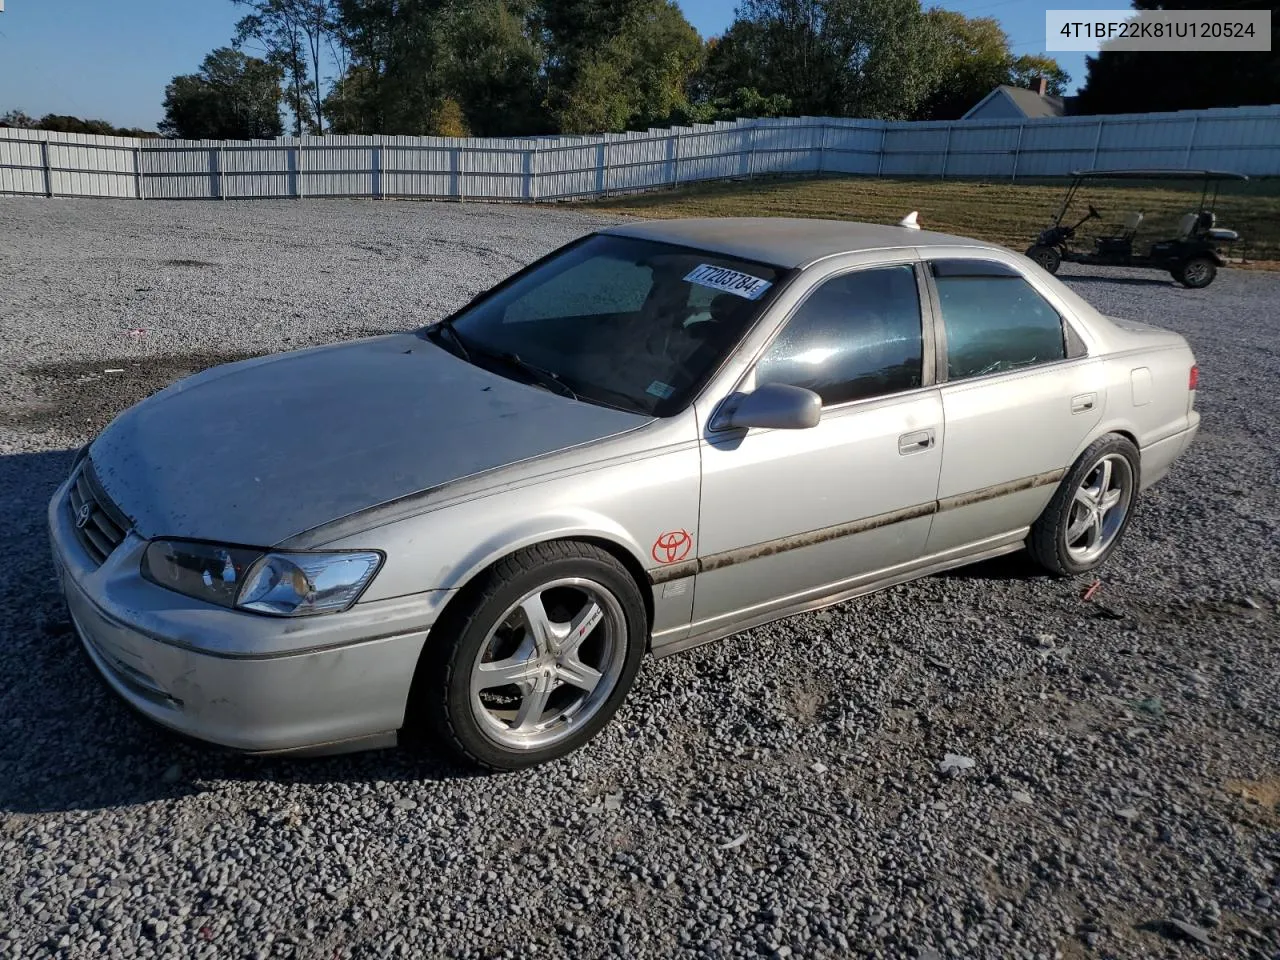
[713,258,936,426]
[922,256,1090,386]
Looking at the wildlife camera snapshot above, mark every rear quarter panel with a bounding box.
[1099,345,1196,449]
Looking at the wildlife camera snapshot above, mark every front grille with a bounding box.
[67,465,130,566]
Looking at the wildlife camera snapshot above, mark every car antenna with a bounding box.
[898,211,921,230]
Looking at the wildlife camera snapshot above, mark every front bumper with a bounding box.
[47,469,453,755]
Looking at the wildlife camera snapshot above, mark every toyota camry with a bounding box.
[48,217,1201,770]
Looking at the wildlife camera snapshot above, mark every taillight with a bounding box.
[1189,365,1199,390]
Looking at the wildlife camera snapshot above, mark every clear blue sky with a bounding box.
[0,0,1122,130]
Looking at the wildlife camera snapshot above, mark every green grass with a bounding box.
[585,174,1280,264]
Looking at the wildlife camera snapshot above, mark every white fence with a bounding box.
[2,105,1278,202]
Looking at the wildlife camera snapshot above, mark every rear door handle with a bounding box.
[898,428,935,455]
[1071,393,1097,414]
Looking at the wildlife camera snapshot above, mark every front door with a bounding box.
[691,261,945,633]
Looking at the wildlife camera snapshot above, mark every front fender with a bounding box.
[427,509,652,597]
[323,440,703,605]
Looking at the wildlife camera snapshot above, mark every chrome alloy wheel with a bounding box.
[1065,453,1133,564]
[469,577,627,751]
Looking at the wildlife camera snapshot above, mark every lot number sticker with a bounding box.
[684,264,773,301]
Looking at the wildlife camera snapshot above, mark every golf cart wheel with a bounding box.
[1026,244,1062,274]
[1176,257,1216,289]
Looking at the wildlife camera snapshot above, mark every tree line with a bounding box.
[0,110,160,138]
[157,0,1077,139]
[3,0,1275,142]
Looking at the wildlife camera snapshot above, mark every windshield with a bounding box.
[423,233,789,417]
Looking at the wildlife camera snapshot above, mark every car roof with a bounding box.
[598,217,995,269]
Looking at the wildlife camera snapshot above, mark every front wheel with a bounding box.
[410,541,648,771]
[1028,435,1140,577]
[1026,244,1062,274]
[1176,256,1216,288]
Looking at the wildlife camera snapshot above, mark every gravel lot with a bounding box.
[1,197,1278,960]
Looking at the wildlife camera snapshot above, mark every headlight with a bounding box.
[141,540,382,617]
[237,552,381,616]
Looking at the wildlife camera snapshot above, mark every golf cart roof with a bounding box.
[1070,168,1249,182]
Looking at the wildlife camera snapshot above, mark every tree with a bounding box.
[1,109,159,137]
[160,47,285,139]
[441,0,546,136]
[686,86,793,124]
[912,12,1070,120]
[1009,55,1068,97]
[327,0,463,136]
[554,0,704,133]
[234,0,336,135]
[537,0,702,131]
[695,0,945,121]
[326,0,697,136]
[1075,0,1279,113]
[537,0,637,117]
[430,97,472,137]
[0,109,36,128]
[915,11,1010,120]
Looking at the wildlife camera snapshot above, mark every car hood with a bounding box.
[89,333,650,545]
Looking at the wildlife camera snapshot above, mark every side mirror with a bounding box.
[713,383,822,431]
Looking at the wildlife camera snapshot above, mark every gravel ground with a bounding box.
[1,197,1278,960]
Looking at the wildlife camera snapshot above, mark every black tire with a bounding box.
[1176,256,1216,288]
[1027,434,1141,577]
[408,540,648,771]
[1026,244,1062,274]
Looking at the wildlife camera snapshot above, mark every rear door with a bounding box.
[921,253,1105,556]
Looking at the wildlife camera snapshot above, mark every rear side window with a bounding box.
[754,264,924,406]
[931,259,1067,380]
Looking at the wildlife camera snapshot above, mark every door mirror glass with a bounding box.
[715,383,822,431]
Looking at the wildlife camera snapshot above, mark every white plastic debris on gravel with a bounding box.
[1,197,1279,959]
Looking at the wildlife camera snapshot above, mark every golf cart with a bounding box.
[1025,168,1248,288]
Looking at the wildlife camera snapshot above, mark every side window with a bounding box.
[754,264,924,406]
[503,255,652,323]
[930,259,1068,380]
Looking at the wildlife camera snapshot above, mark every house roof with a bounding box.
[963,84,1065,120]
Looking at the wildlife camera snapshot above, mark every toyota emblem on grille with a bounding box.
[75,502,93,529]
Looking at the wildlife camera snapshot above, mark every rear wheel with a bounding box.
[1028,435,1140,577]
[1176,256,1216,288]
[1026,244,1062,274]
[409,541,648,771]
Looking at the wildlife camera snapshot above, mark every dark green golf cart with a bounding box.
[1025,168,1248,289]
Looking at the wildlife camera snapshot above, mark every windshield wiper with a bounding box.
[457,344,579,401]
[430,318,471,361]
[489,351,580,401]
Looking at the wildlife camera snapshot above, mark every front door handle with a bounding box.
[898,428,935,455]
[1071,393,1097,414]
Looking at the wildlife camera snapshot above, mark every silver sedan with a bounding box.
[48,217,1201,769]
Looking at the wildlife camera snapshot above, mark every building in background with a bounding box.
[962,77,1076,121]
